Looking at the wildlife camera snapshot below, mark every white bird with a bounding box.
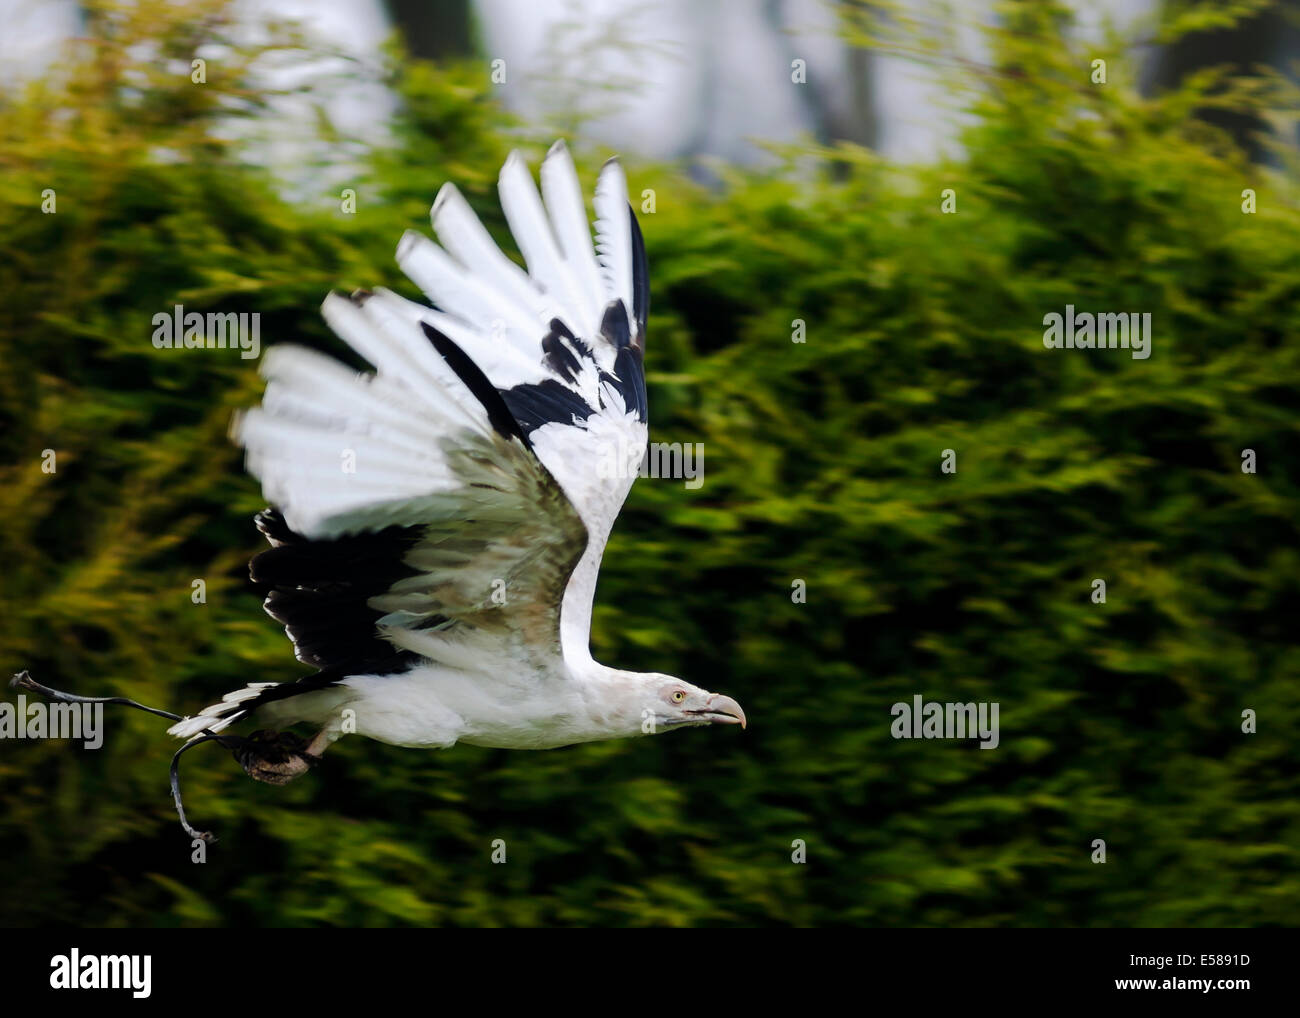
[139,142,745,827]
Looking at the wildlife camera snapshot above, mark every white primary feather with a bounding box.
[539,140,606,338]
[318,292,483,429]
[363,286,546,392]
[593,157,634,332]
[497,149,591,338]
[258,349,448,457]
[394,230,538,346]
[430,182,554,324]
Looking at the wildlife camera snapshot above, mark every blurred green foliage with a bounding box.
[1,0,1298,927]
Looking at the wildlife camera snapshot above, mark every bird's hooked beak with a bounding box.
[700,693,746,729]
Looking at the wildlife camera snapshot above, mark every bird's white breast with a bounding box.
[334,657,637,751]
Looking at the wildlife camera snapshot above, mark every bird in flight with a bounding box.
[13,142,744,841]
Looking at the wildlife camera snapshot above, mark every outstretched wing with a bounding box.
[236,142,649,676]
[239,299,587,672]
[397,142,649,545]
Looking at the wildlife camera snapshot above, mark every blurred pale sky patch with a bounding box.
[0,0,1171,172]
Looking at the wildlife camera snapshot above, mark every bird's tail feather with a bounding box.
[166,682,280,739]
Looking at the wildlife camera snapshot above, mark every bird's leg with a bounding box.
[306,722,345,758]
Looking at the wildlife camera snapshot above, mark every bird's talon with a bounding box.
[233,730,317,785]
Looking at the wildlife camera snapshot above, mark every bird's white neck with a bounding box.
[565,659,663,741]
[559,536,607,668]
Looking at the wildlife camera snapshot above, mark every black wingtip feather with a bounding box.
[421,320,533,451]
[628,202,649,350]
[541,319,586,384]
[609,347,647,423]
[500,378,595,436]
[599,300,632,351]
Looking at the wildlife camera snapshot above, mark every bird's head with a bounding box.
[640,674,746,734]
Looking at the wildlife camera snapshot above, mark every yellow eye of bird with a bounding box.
[672,690,686,703]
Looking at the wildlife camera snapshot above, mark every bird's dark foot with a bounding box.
[230,730,320,785]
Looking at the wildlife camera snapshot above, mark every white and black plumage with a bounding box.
[157,142,744,785]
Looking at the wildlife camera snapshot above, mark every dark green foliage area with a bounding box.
[1,1,1296,926]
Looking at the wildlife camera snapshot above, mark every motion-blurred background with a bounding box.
[1,0,1297,927]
